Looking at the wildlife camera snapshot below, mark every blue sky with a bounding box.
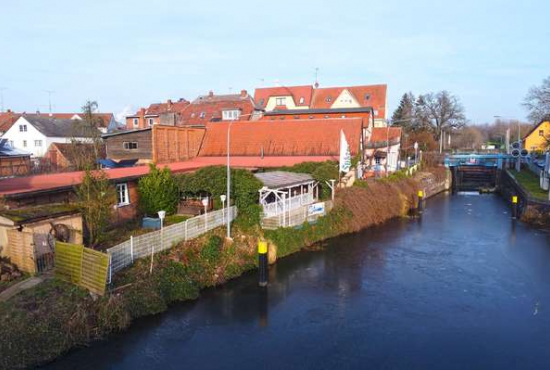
[1,0,549,123]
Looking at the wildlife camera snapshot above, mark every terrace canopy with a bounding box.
[254,171,318,218]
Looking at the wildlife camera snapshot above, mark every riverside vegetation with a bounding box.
[0,163,446,370]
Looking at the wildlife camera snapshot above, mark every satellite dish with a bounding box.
[520,149,529,157]
[511,142,521,149]
[511,149,520,158]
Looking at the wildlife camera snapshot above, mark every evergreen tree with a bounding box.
[391,92,416,130]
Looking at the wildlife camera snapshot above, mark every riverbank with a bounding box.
[0,167,449,370]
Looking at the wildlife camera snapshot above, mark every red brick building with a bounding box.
[125,99,190,130]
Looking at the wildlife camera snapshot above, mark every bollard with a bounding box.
[258,241,268,287]
[512,195,518,219]
[418,190,424,212]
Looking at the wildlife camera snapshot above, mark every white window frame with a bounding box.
[22,140,27,147]
[133,118,139,127]
[299,97,305,104]
[222,110,240,120]
[19,125,27,132]
[116,183,130,206]
[34,140,42,147]
[147,118,154,127]
[123,141,138,150]
[275,97,286,106]
[199,112,206,119]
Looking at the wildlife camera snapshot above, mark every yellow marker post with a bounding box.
[418,190,424,212]
[258,241,268,287]
[512,195,518,219]
[512,196,518,204]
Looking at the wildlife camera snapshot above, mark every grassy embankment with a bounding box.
[0,172,437,370]
[510,169,548,201]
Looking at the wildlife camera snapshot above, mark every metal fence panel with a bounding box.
[107,207,237,274]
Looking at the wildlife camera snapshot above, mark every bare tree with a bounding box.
[523,76,550,123]
[67,101,104,170]
[415,91,467,142]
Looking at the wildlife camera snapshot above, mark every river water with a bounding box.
[45,193,550,370]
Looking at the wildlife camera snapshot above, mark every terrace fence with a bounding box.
[107,206,237,278]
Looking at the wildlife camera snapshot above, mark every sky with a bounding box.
[1,0,549,123]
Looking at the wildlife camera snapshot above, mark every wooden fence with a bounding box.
[5,230,36,273]
[55,242,109,296]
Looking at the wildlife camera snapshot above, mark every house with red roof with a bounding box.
[364,126,402,177]
[256,83,387,128]
[178,90,262,126]
[125,98,190,130]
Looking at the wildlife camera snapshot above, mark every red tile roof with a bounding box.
[198,118,364,157]
[179,92,259,126]
[254,85,313,109]
[0,111,22,132]
[145,99,189,116]
[0,156,332,197]
[311,85,387,118]
[370,127,402,142]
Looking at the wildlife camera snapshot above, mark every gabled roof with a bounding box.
[198,118,364,157]
[0,112,115,132]
[522,116,550,141]
[145,99,189,116]
[369,127,402,142]
[18,116,100,138]
[179,91,261,126]
[254,85,313,108]
[311,84,387,118]
[0,111,22,133]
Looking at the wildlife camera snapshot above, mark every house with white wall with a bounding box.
[3,116,100,157]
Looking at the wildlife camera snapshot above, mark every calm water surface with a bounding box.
[45,193,550,370]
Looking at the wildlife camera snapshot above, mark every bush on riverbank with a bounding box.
[0,169,444,370]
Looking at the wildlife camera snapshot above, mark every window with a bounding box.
[19,125,27,132]
[365,94,371,101]
[147,118,154,127]
[259,99,265,106]
[116,183,130,206]
[222,110,240,120]
[22,140,27,147]
[539,130,545,137]
[325,96,332,103]
[324,115,329,119]
[199,112,206,119]
[375,157,381,165]
[341,115,346,118]
[34,140,42,147]
[191,113,196,118]
[123,141,138,150]
[275,97,286,106]
[299,97,305,104]
[133,118,138,127]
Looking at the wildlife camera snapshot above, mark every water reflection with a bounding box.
[46,193,550,370]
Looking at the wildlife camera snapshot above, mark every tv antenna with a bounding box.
[0,87,6,113]
[43,89,55,115]
[314,67,319,87]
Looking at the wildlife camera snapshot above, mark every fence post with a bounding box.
[130,235,134,263]
[185,219,188,241]
[108,256,112,285]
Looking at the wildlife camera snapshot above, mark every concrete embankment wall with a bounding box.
[500,170,550,228]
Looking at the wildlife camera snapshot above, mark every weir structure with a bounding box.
[445,154,510,192]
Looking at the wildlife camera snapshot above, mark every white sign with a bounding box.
[339,130,351,173]
[308,202,325,216]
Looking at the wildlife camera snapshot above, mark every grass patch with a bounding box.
[510,170,548,200]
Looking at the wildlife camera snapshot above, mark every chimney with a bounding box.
[167,99,173,109]
[6,109,11,113]
[240,89,247,98]
[314,82,319,88]
[208,90,214,98]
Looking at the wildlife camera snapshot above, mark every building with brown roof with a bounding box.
[255,83,387,128]
[178,90,262,126]
[198,118,364,157]
[126,98,190,130]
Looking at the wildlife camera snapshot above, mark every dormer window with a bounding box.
[325,96,332,103]
[299,97,305,104]
[365,94,371,101]
[275,97,286,106]
[200,112,206,119]
[147,118,154,127]
[132,118,138,127]
[222,110,240,120]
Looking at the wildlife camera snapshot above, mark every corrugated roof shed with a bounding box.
[254,171,314,189]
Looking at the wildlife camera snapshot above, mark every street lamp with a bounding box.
[150,210,166,275]
[227,113,254,240]
[202,198,209,232]
[220,194,226,225]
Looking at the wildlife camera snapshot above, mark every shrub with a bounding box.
[138,163,179,216]
[200,235,223,264]
[156,261,199,304]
